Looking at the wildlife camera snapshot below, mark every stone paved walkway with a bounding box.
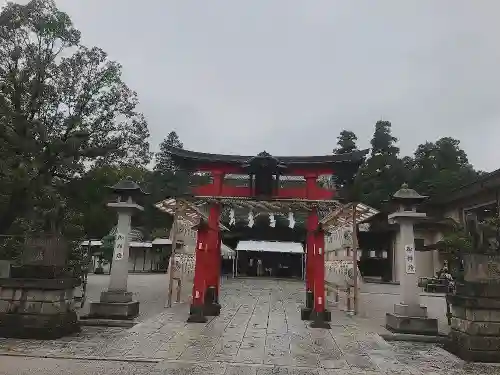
[1,278,499,374]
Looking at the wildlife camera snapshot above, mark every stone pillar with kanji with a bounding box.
[385,184,438,335]
[88,177,148,320]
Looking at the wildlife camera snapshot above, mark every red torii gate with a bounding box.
[166,148,367,328]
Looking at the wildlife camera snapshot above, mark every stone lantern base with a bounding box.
[386,303,438,335]
[88,290,139,320]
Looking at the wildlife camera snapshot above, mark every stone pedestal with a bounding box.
[447,284,500,362]
[88,200,142,320]
[187,304,207,323]
[385,188,438,336]
[88,290,139,320]
[0,278,80,339]
[386,303,438,335]
[446,254,500,362]
[310,309,332,328]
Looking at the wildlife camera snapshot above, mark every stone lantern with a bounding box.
[385,184,438,335]
[88,177,148,320]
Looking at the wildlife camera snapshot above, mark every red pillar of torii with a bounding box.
[165,148,367,326]
[187,205,222,323]
[188,222,209,322]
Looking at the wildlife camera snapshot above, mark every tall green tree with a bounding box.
[0,0,150,234]
[334,130,358,154]
[410,137,479,197]
[357,120,406,208]
[155,131,183,173]
[331,130,360,193]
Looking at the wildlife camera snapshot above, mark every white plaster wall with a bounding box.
[131,248,147,272]
[415,229,446,278]
[128,252,135,272]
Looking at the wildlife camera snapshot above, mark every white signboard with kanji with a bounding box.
[114,233,126,261]
[404,244,416,274]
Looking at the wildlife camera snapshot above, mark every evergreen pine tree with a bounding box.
[154,131,183,173]
[357,120,406,208]
[334,130,359,154]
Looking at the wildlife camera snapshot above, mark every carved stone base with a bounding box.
[386,304,438,335]
[204,302,221,317]
[447,280,500,362]
[0,278,80,339]
[0,312,79,339]
[99,290,133,303]
[301,308,312,321]
[446,329,500,363]
[88,301,139,320]
[202,286,220,316]
[309,309,331,329]
[187,305,207,323]
[386,313,438,335]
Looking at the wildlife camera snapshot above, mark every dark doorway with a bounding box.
[221,257,234,276]
[235,250,303,279]
[357,231,393,282]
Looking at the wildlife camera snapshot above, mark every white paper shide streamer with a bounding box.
[269,213,276,228]
[229,209,235,226]
[248,211,254,228]
[288,211,295,229]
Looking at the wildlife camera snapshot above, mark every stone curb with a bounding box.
[0,354,331,370]
[78,318,136,328]
[0,352,161,363]
[381,332,449,344]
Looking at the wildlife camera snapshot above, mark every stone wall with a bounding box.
[0,278,80,339]
[447,253,500,362]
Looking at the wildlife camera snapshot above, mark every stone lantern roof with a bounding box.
[392,183,427,204]
[108,176,149,197]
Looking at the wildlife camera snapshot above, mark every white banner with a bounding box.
[114,232,126,261]
[404,244,416,274]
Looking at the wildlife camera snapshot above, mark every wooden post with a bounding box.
[176,278,182,303]
[352,203,359,315]
[302,253,305,280]
[232,254,236,278]
[346,287,351,312]
[167,200,180,308]
[235,249,239,277]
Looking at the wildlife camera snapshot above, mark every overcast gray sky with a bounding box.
[10,1,500,171]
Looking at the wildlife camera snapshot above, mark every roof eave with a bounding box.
[167,147,369,168]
